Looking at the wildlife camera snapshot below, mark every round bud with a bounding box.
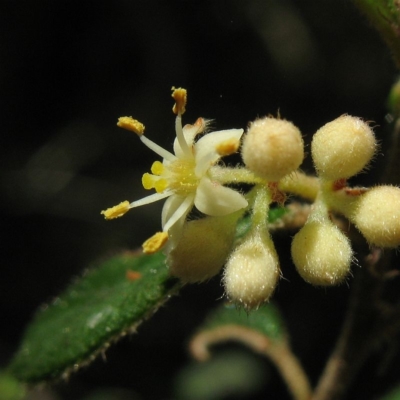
[291,221,353,286]
[167,214,238,283]
[350,186,400,248]
[241,117,304,182]
[223,231,280,309]
[311,115,376,180]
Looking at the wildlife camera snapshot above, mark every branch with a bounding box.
[312,249,399,400]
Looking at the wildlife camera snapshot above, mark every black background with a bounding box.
[1,1,398,399]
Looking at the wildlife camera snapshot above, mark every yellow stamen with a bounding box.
[216,138,240,156]
[142,173,155,190]
[142,232,168,254]
[142,173,168,193]
[117,117,145,136]
[101,201,130,220]
[151,160,165,175]
[171,87,187,115]
[154,179,168,193]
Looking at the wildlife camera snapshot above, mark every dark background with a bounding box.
[1,1,398,399]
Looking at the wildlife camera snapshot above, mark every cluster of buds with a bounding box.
[101,89,400,309]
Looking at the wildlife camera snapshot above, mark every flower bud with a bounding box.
[350,186,400,248]
[311,115,376,180]
[223,230,280,309]
[291,221,353,286]
[241,117,304,182]
[167,213,240,283]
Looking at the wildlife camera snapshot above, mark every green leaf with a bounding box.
[9,251,180,383]
[201,302,287,342]
[235,207,288,241]
[353,0,400,67]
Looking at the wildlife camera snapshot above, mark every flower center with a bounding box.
[142,159,199,196]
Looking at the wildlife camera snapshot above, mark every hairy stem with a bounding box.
[279,172,319,202]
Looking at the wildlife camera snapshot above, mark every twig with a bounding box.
[190,325,312,400]
[312,249,395,400]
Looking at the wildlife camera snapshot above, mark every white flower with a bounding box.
[101,88,248,253]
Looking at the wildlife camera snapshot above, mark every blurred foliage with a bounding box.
[0,372,26,400]
[381,386,400,400]
[353,0,400,66]
[174,350,266,400]
[388,78,400,117]
[199,302,287,342]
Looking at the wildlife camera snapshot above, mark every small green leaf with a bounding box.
[201,302,287,342]
[268,207,288,223]
[9,251,180,383]
[235,207,288,241]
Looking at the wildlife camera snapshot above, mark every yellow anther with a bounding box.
[101,201,130,220]
[216,138,240,156]
[117,117,145,136]
[142,173,155,190]
[142,232,169,254]
[171,87,187,115]
[151,161,165,175]
[154,179,168,193]
[142,172,168,193]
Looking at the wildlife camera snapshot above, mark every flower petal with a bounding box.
[162,195,185,228]
[163,194,194,233]
[194,177,248,216]
[194,129,244,177]
[162,194,195,252]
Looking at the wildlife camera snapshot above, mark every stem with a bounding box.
[279,172,319,202]
[190,325,312,400]
[307,189,330,223]
[312,249,392,400]
[269,343,313,400]
[209,166,263,185]
[252,185,271,228]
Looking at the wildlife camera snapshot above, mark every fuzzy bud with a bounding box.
[311,115,376,180]
[167,213,240,283]
[291,221,353,286]
[223,230,280,309]
[350,186,400,248]
[241,117,304,182]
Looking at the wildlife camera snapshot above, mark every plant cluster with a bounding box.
[102,87,400,309]
[7,3,400,398]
